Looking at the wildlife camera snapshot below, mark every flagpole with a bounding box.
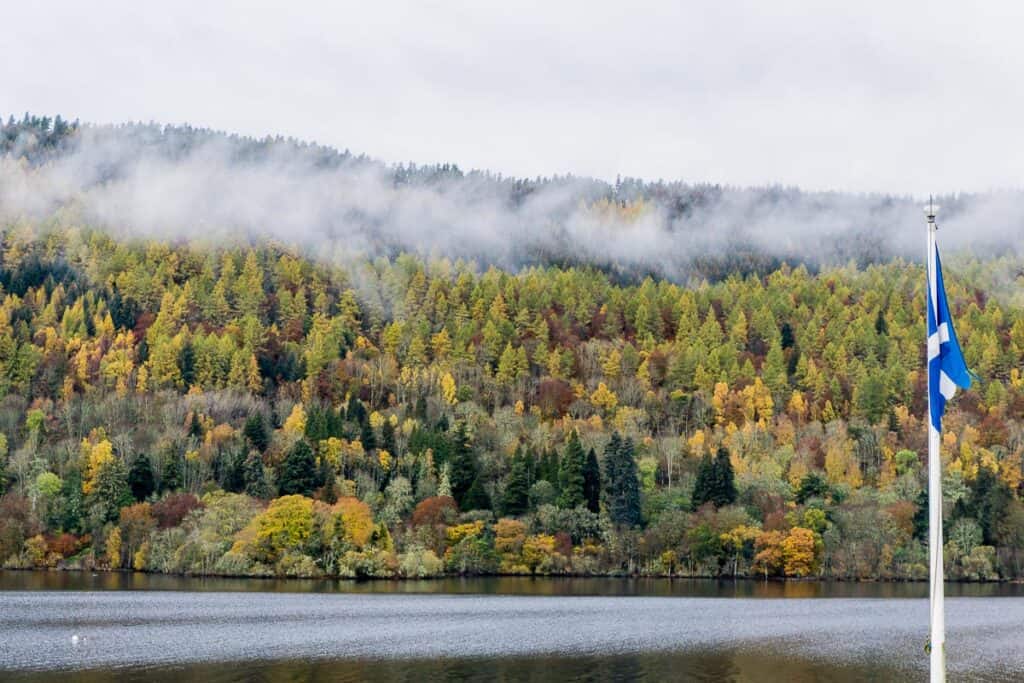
[926,201,946,683]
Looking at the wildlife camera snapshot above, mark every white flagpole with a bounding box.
[926,202,946,682]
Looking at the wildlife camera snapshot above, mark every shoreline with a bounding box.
[2,566,1019,586]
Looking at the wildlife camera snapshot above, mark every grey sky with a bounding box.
[4,0,1023,194]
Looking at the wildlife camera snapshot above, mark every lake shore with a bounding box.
[4,568,1024,599]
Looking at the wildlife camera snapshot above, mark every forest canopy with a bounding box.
[1,114,1023,581]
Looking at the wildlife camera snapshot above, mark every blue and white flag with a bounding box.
[927,238,971,433]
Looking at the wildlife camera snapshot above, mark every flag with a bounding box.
[927,238,971,433]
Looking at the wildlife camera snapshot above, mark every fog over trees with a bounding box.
[2,114,1023,581]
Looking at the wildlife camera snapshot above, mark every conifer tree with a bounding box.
[557,430,586,509]
[127,453,155,501]
[502,449,531,516]
[583,447,602,514]
[449,423,478,508]
[161,453,182,492]
[278,440,317,496]
[711,446,737,507]
[243,413,270,453]
[603,432,641,527]
[692,451,715,510]
[240,451,267,500]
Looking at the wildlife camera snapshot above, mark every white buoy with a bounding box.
[71,634,80,645]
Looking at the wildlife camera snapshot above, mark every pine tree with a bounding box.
[90,458,132,524]
[691,451,715,510]
[243,451,271,499]
[381,419,397,456]
[603,432,642,527]
[502,450,531,516]
[243,413,270,453]
[448,423,477,508]
[127,453,155,501]
[711,446,737,507]
[360,419,377,452]
[557,430,586,509]
[463,475,492,511]
[583,447,601,514]
[161,453,182,492]
[279,440,317,496]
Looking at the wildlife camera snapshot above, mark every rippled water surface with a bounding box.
[2,572,1022,682]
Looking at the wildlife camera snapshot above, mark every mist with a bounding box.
[2,120,1022,283]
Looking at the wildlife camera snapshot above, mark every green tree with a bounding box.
[603,432,642,527]
[582,447,602,514]
[502,450,531,516]
[448,423,478,509]
[243,451,271,499]
[279,440,317,497]
[557,430,586,509]
[243,413,270,452]
[127,454,155,501]
[711,447,737,507]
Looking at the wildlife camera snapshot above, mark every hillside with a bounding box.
[1,116,1023,581]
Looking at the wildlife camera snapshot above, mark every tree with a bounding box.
[278,440,317,497]
[250,494,314,564]
[448,423,478,509]
[127,454,155,501]
[603,432,641,528]
[582,448,601,514]
[360,419,377,452]
[502,451,531,516]
[243,451,271,498]
[692,451,715,510]
[463,476,492,511]
[243,413,270,453]
[557,430,586,509]
[711,447,737,507]
[88,457,132,525]
[782,527,821,577]
[795,471,830,504]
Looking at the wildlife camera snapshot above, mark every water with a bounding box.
[2,571,1022,682]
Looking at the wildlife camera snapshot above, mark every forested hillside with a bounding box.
[1,115,1024,582]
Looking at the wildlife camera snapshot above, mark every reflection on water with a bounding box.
[3,651,909,683]
[2,572,1023,682]
[2,569,1022,599]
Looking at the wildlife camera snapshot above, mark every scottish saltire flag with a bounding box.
[927,239,971,432]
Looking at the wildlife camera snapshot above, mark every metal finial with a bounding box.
[925,195,938,225]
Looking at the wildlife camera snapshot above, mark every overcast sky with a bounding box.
[4,1,1023,195]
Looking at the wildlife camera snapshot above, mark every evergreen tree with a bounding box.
[346,394,366,424]
[90,458,132,524]
[711,446,737,507]
[188,412,203,439]
[463,475,492,511]
[161,452,182,492]
[243,451,271,499]
[360,420,377,452]
[243,413,270,452]
[278,440,317,496]
[449,423,478,508]
[557,430,586,509]
[502,450,531,516]
[582,447,602,514]
[127,453,155,501]
[58,468,85,533]
[305,405,330,442]
[603,432,642,527]
[381,419,397,455]
[795,471,830,504]
[222,449,246,493]
[691,452,715,510]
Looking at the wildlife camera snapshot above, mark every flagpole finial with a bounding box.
[925,197,939,225]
